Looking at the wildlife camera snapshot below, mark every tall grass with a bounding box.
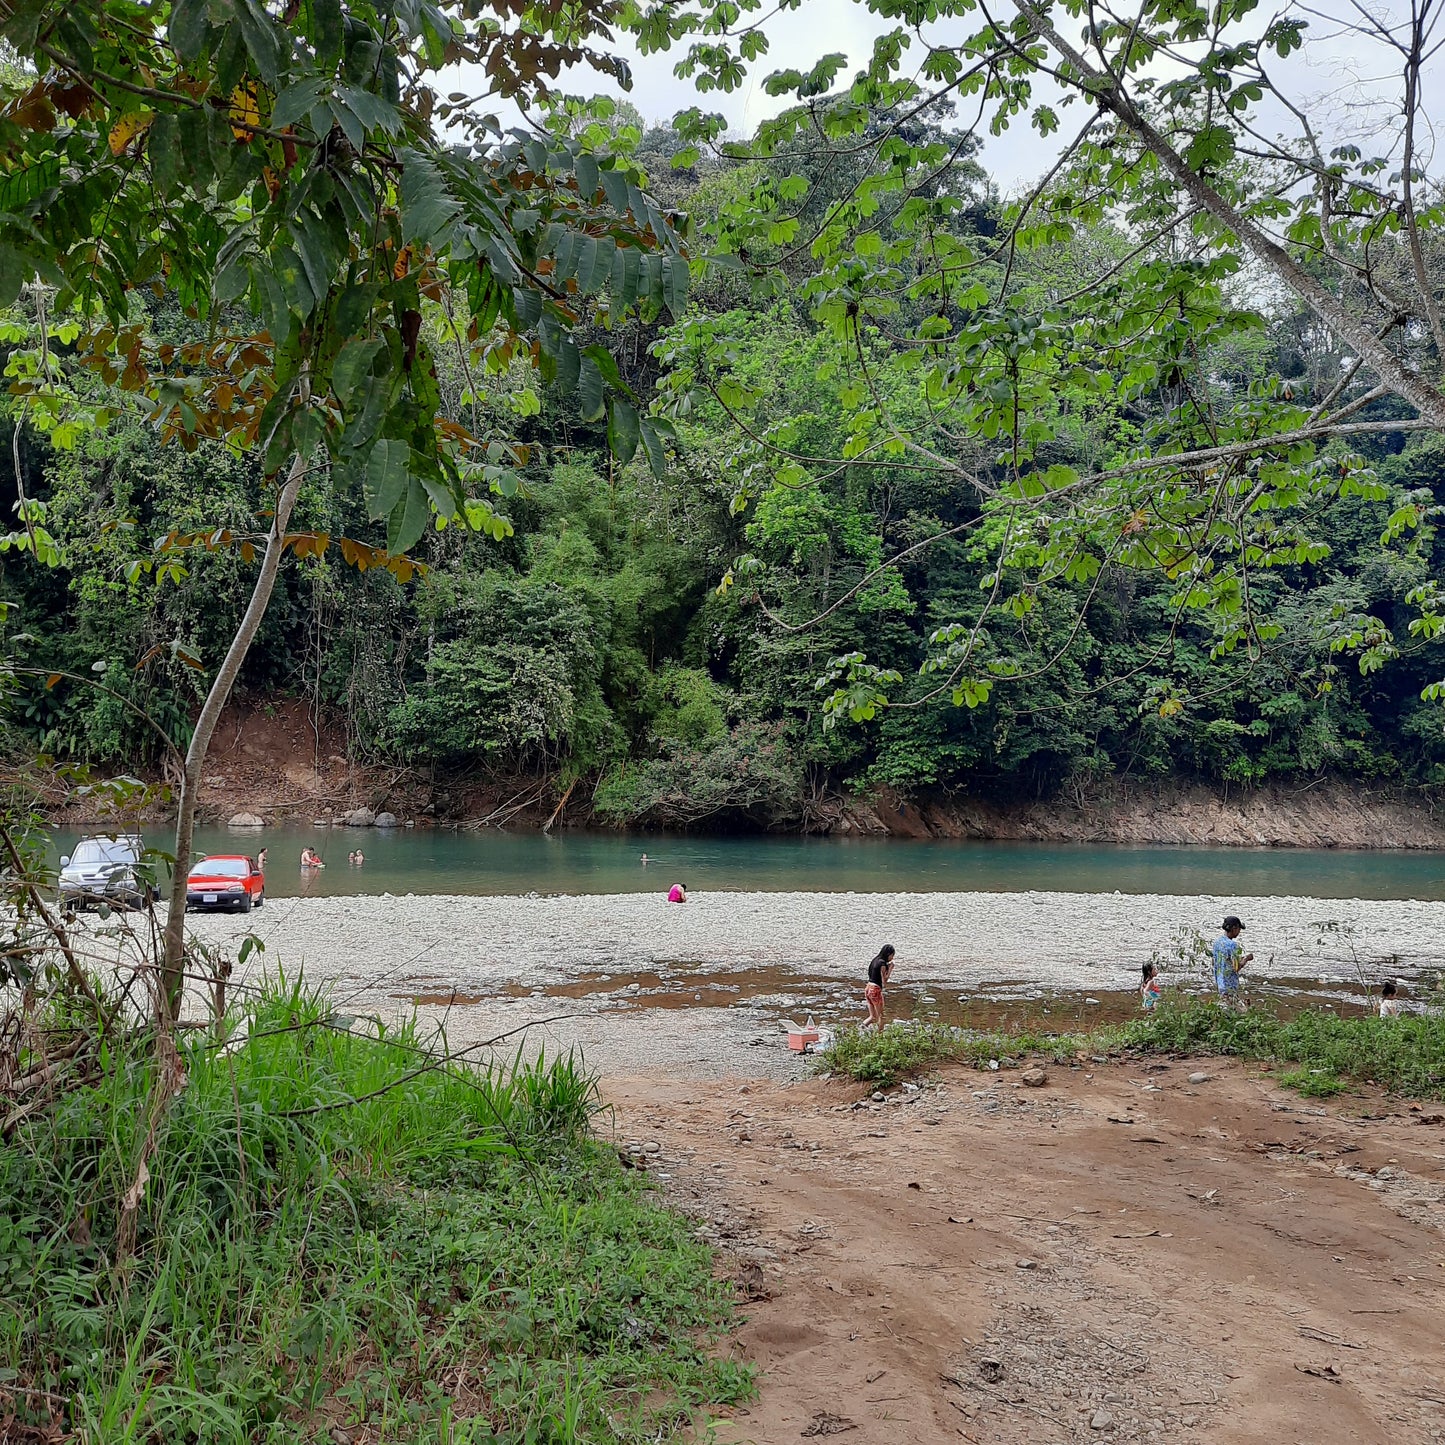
[822,997,1445,1098]
[0,978,749,1443]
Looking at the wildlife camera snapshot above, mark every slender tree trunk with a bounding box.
[159,454,306,1020]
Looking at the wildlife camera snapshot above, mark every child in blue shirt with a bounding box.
[1212,916,1253,1008]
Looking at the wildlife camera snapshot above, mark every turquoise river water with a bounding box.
[47,825,1445,901]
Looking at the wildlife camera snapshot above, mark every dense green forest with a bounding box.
[4,104,1444,828]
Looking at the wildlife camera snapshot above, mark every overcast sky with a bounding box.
[448,0,1436,194]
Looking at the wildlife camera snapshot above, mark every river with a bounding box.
[47,824,1445,900]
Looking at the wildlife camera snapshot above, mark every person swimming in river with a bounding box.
[863,944,896,1030]
[300,847,325,869]
[667,882,687,903]
[349,850,365,865]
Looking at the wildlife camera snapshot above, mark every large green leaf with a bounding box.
[388,478,431,555]
[578,354,605,422]
[399,149,461,247]
[331,337,384,408]
[607,398,640,464]
[230,0,281,86]
[168,0,211,61]
[364,440,410,520]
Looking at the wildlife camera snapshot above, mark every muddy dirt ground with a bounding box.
[606,1058,1445,1444]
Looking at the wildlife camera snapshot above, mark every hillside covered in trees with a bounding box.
[4,100,1445,830]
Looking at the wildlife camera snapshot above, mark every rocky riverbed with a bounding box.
[145,888,1445,1076]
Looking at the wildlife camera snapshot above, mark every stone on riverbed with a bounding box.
[228,812,264,827]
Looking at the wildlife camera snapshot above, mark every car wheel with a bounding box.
[237,892,253,914]
[255,890,264,909]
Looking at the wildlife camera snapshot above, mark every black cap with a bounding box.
[1222,915,1244,931]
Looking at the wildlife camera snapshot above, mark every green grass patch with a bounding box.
[821,996,1445,1100]
[0,978,750,1443]
[819,1019,1108,1086]
[1275,1068,1350,1097]
[1128,996,1445,1097]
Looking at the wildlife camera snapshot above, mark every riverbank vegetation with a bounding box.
[823,998,1445,1098]
[6,3,1445,830]
[0,978,749,1443]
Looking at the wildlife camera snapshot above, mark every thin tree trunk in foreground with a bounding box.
[159,453,306,1020]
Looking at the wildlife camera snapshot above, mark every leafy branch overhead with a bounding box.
[0,0,699,1019]
[636,0,1445,719]
[0,0,687,559]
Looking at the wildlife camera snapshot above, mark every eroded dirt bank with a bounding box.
[41,698,1445,846]
[608,1060,1445,1444]
[834,779,1445,849]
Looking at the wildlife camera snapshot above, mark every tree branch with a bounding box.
[1009,0,1445,429]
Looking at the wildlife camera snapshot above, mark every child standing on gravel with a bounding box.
[1212,916,1252,1010]
[863,944,896,1030]
[1140,961,1163,1011]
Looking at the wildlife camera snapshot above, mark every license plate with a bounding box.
[203,893,217,903]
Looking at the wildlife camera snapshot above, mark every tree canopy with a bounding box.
[630,0,1445,718]
[3,0,1445,854]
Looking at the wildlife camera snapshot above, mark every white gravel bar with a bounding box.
[37,888,1398,1076]
[195,888,1444,995]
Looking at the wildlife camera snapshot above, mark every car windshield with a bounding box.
[71,838,137,867]
[190,858,247,879]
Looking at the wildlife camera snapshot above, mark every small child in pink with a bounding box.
[1140,962,1163,1011]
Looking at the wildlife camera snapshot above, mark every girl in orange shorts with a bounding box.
[864,944,896,1029]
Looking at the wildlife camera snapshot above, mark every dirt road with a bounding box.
[607,1059,1445,1444]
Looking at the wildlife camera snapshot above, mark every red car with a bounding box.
[186,855,265,913]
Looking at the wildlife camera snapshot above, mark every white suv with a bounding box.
[58,835,152,911]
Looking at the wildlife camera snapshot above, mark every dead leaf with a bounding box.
[108,110,154,155]
[801,1412,858,1436]
[120,1159,150,1212]
[1295,1363,1342,1382]
[229,82,260,140]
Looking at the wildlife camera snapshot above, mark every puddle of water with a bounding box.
[396,991,488,1006]
[393,958,1416,1037]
